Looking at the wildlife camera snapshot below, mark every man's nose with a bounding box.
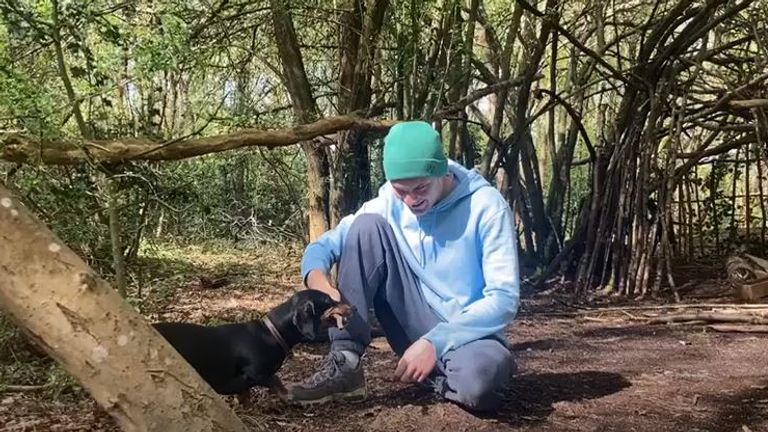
[402,194,417,206]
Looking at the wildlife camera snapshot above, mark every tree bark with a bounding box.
[104,174,127,296]
[50,0,89,138]
[499,0,558,262]
[51,0,127,296]
[477,3,523,178]
[0,183,249,432]
[331,0,389,225]
[270,0,331,241]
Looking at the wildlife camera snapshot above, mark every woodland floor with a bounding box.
[1,242,767,432]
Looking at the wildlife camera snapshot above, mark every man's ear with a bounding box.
[292,300,317,340]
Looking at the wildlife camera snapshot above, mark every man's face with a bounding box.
[391,177,443,216]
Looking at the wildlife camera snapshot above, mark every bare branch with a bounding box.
[431,75,537,118]
[514,0,632,85]
[1,116,394,165]
[534,88,597,162]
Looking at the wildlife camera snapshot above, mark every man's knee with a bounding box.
[347,214,388,239]
[442,341,515,411]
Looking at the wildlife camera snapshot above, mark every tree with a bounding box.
[3,0,765,301]
[270,0,332,241]
[331,0,389,224]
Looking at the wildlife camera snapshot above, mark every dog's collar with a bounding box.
[262,316,291,355]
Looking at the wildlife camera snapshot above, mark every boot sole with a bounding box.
[286,385,368,406]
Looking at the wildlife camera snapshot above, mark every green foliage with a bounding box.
[0,0,765,290]
[0,13,58,136]
[2,147,306,275]
[6,164,112,267]
[145,150,307,243]
[0,67,59,137]
[701,161,737,252]
[0,313,84,398]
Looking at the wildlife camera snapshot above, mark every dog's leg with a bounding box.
[215,375,254,396]
[236,389,252,407]
[266,375,288,402]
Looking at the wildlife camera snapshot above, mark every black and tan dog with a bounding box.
[152,289,352,402]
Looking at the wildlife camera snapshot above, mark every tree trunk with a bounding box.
[105,174,127,297]
[0,183,249,432]
[331,0,389,225]
[50,0,88,138]
[478,3,523,179]
[446,0,479,167]
[562,0,749,293]
[499,0,558,263]
[543,15,597,262]
[270,0,331,241]
[51,0,127,296]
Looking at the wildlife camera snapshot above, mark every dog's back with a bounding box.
[152,321,262,394]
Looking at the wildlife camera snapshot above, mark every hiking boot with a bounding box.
[285,351,367,405]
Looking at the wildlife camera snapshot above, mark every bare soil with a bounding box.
[1,246,766,432]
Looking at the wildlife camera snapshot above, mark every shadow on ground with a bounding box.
[491,370,632,426]
[284,369,632,428]
[694,381,768,432]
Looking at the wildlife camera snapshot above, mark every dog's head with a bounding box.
[290,289,353,341]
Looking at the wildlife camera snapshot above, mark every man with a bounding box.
[286,121,519,411]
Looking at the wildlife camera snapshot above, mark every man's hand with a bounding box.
[306,269,341,301]
[393,338,437,383]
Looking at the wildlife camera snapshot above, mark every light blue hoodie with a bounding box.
[301,160,520,358]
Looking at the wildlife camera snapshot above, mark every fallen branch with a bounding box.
[530,303,768,314]
[729,99,768,109]
[707,324,768,333]
[648,312,768,325]
[0,116,394,165]
[0,383,54,392]
[1,77,531,166]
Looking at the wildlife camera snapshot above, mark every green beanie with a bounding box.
[383,121,447,181]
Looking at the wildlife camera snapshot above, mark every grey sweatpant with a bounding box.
[328,214,515,411]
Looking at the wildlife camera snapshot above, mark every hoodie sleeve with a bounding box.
[300,197,387,283]
[422,206,520,358]
[300,213,355,283]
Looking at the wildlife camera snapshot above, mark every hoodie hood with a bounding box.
[430,160,491,213]
[377,160,491,216]
[380,161,492,267]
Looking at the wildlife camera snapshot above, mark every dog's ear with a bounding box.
[292,300,318,340]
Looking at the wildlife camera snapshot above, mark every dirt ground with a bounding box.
[1,246,767,432]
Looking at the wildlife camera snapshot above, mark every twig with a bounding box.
[559,303,768,312]
[513,0,632,85]
[581,316,614,323]
[691,70,768,122]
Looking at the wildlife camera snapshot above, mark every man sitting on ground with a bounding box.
[286,120,520,412]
